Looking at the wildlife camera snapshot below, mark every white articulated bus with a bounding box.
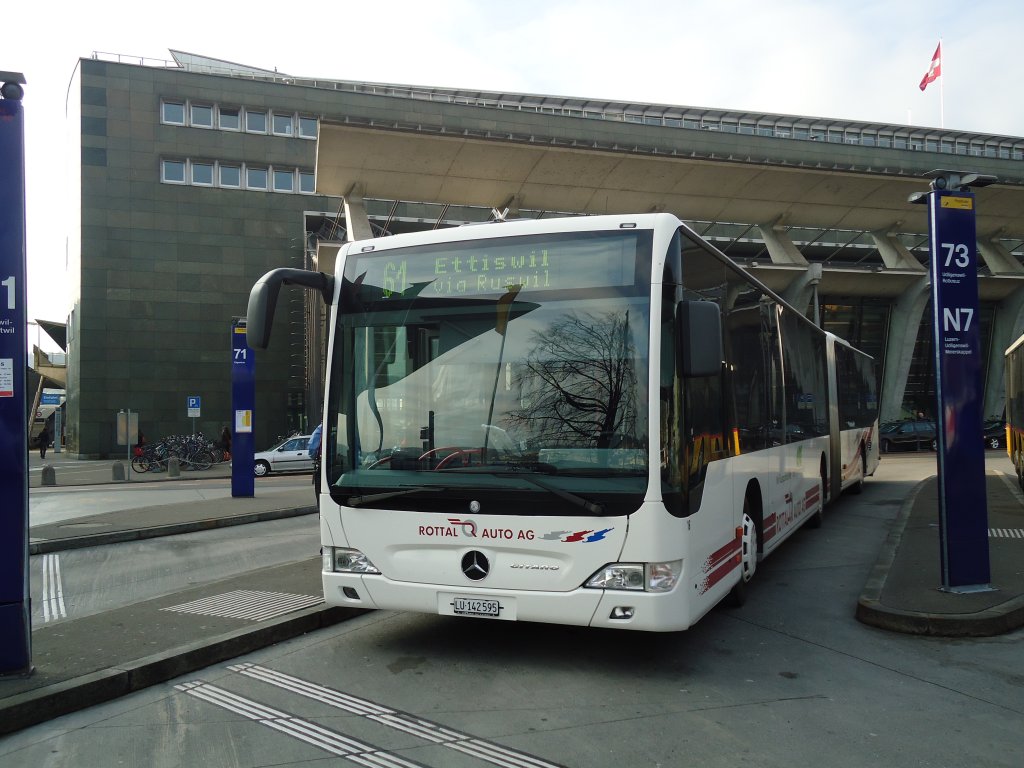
[248,213,879,632]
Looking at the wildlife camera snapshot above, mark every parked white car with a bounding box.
[253,434,313,476]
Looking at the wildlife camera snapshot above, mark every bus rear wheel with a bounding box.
[726,503,758,607]
[805,459,827,528]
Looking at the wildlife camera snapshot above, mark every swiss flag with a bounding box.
[919,43,942,91]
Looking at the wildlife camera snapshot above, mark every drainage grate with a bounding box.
[989,529,1024,539]
[161,590,324,621]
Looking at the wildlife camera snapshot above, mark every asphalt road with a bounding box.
[2,453,1021,767]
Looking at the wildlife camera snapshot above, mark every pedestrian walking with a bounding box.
[309,423,322,501]
[220,425,232,460]
[38,424,51,459]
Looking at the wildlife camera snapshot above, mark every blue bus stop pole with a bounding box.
[0,73,32,676]
[231,318,255,497]
[920,173,993,591]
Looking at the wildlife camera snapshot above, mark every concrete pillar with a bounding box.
[41,465,56,486]
[880,276,931,422]
[870,230,927,272]
[112,461,126,481]
[343,185,375,242]
[756,224,808,266]
[781,263,823,321]
[978,238,1024,276]
[983,286,1024,420]
[496,195,522,220]
[168,457,181,478]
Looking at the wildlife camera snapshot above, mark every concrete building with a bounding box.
[66,50,1024,456]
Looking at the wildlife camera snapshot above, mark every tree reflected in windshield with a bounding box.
[505,310,640,450]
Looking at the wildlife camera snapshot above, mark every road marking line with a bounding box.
[175,681,428,767]
[989,528,1024,538]
[229,663,566,768]
[161,589,323,621]
[41,553,67,622]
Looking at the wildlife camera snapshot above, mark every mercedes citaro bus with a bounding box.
[247,213,878,631]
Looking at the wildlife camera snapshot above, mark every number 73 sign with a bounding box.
[928,189,990,589]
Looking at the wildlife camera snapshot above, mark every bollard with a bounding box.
[112,461,126,481]
[168,457,181,477]
[41,464,56,486]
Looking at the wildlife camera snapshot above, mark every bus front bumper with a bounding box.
[322,571,696,632]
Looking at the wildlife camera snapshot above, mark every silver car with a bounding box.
[253,434,313,476]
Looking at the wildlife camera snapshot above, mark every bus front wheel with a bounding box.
[726,503,759,607]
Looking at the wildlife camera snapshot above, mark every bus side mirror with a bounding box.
[678,301,722,377]
[247,268,335,349]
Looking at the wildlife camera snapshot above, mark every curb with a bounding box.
[29,506,317,555]
[855,475,1024,637]
[0,605,366,736]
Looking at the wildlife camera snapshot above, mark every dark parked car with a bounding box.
[983,420,1006,450]
[879,420,936,453]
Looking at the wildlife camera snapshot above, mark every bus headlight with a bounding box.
[323,547,380,574]
[584,560,682,592]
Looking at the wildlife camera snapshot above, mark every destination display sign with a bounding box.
[348,231,642,299]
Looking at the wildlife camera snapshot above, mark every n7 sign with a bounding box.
[943,307,973,333]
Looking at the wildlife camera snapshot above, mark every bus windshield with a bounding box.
[325,228,653,515]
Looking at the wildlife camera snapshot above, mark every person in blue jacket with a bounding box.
[309,423,322,499]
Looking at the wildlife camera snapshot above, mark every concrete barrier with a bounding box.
[112,462,126,482]
[41,465,56,486]
[168,457,180,478]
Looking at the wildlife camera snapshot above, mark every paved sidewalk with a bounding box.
[29,487,315,554]
[3,480,336,735]
[0,557,361,735]
[857,471,1024,637]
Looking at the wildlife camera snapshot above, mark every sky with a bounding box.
[4,0,1021,352]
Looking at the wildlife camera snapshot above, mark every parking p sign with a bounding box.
[187,395,201,418]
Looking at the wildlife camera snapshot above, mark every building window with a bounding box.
[245,110,267,133]
[220,164,241,187]
[273,169,295,192]
[299,116,318,139]
[161,156,313,195]
[272,112,294,136]
[162,159,186,183]
[246,167,268,190]
[162,101,185,125]
[192,162,214,185]
[191,104,214,128]
[219,107,240,131]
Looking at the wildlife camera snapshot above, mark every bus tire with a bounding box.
[849,449,866,495]
[805,457,827,528]
[726,500,759,607]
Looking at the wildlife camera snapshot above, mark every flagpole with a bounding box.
[939,37,944,128]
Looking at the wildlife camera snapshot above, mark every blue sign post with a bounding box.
[231,318,255,497]
[0,72,32,676]
[922,173,993,591]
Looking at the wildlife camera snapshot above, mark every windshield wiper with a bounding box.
[436,461,606,514]
[518,475,605,515]
[347,486,439,507]
[437,460,558,475]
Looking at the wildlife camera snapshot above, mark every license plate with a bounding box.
[451,597,501,617]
